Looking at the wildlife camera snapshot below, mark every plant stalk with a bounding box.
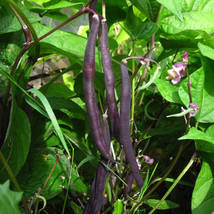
[0,151,29,214]
[148,151,197,214]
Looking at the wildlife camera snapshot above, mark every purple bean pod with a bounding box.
[83,114,111,214]
[120,60,144,188]
[83,14,113,161]
[100,19,120,141]
[123,172,134,197]
[83,158,109,214]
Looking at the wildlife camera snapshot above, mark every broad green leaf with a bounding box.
[70,201,83,214]
[31,22,101,68]
[129,0,159,21]
[160,29,214,50]
[179,57,214,123]
[0,1,41,34]
[158,0,214,34]
[206,124,214,138]
[47,96,86,120]
[17,147,87,199]
[145,199,179,210]
[155,76,182,104]
[192,153,214,214]
[156,0,183,21]
[199,57,214,123]
[96,0,127,27]
[24,0,82,12]
[44,83,75,99]
[0,30,24,93]
[179,127,214,153]
[178,67,205,120]
[198,42,214,60]
[0,180,22,214]
[113,199,124,214]
[124,7,159,40]
[0,100,31,182]
[153,58,183,104]
[160,36,199,50]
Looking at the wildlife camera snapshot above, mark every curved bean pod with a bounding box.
[83,14,112,161]
[120,60,144,188]
[83,157,109,214]
[100,19,120,141]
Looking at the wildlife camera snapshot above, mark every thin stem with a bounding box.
[186,67,192,103]
[32,7,103,43]
[148,151,197,214]
[136,34,155,103]
[0,151,29,214]
[39,154,65,195]
[102,0,106,19]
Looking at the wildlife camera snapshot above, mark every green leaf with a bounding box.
[156,0,183,21]
[0,1,41,34]
[24,0,82,12]
[0,180,22,214]
[198,42,214,60]
[28,88,71,156]
[145,199,179,210]
[124,6,159,40]
[96,0,127,27]
[155,75,182,104]
[47,96,86,120]
[179,127,214,153]
[0,100,31,182]
[158,0,214,34]
[17,147,86,199]
[70,201,83,214]
[179,57,214,123]
[199,57,214,123]
[178,67,205,120]
[192,153,214,214]
[44,83,75,99]
[129,0,159,21]
[31,22,101,68]
[113,199,124,214]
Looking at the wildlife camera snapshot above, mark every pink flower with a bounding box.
[136,158,142,169]
[166,62,187,84]
[189,103,199,118]
[144,156,154,165]
[182,51,188,64]
[166,51,188,84]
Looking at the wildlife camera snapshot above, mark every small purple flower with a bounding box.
[166,62,187,84]
[189,103,199,117]
[136,158,142,169]
[166,52,188,84]
[182,51,188,64]
[144,155,154,165]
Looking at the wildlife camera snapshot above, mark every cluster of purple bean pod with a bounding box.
[82,4,145,213]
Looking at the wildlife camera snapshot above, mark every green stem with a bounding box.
[186,67,192,103]
[136,34,155,106]
[129,143,184,213]
[148,151,197,214]
[0,151,29,214]
[102,0,106,19]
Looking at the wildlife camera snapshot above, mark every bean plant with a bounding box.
[0,0,214,213]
